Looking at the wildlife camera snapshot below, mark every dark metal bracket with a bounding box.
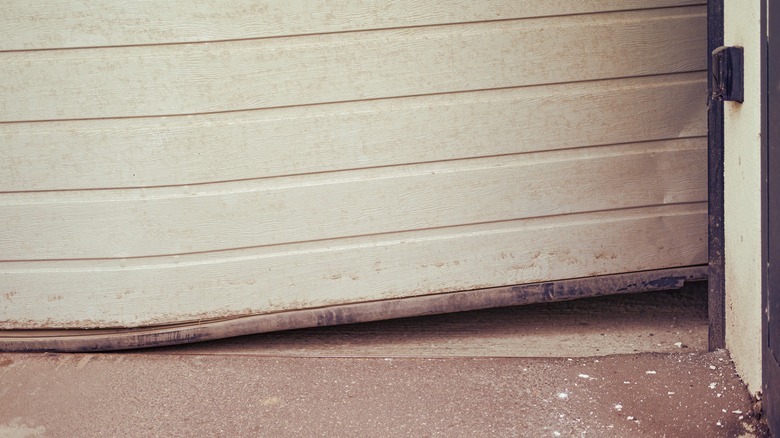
[712,46,744,103]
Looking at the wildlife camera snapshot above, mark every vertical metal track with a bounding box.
[762,0,780,432]
[708,0,726,351]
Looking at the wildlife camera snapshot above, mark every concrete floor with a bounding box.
[0,284,770,437]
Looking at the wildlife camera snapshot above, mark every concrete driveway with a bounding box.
[0,285,769,437]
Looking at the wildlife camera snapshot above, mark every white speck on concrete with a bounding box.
[557,393,569,399]
[578,374,590,379]
[614,404,622,411]
[709,382,717,389]
[646,371,657,375]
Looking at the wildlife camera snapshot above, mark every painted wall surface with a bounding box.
[724,0,763,394]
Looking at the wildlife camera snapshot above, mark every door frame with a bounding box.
[708,0,726,351]
[762,0,779,431]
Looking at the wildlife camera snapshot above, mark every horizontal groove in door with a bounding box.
[0,1,706,51]
[0,7,706,122]
[0,139,707,260]
[1,73,706,192]
[0,203,708,329]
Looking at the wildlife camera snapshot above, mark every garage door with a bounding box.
[0,1,707,334]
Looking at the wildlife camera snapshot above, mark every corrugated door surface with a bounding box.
[1,1,707,328]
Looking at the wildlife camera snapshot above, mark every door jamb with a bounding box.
[761,0,780,432]
[708,0,726,351]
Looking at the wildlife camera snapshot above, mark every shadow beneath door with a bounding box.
[147,282,708,358]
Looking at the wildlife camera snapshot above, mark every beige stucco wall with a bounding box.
[724,0,762,394]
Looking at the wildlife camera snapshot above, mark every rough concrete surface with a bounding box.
[0,286,769,437]
[0,351,762,437]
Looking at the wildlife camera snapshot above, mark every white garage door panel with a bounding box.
[0,7,706,122]
[0,204,706,329]
[1,139,706,260]
[1,73,705,192]
[0,3,708,331]
[0,0,705,51]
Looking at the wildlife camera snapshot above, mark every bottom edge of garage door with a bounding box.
[0,265,706,353]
